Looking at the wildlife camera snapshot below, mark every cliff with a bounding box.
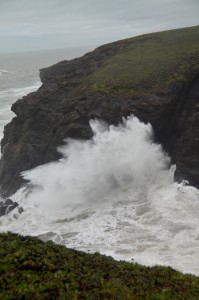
[0,25,199,197]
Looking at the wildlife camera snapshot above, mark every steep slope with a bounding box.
[1,233,199,299]
[0,25,199,197]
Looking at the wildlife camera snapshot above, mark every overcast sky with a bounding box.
[0,0,199,53]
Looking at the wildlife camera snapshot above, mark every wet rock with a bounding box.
[0,204,7,217]
[17,206,24,214]
[0,199,19,217]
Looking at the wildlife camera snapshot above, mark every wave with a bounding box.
[0,81,41,110]
[0,69,8,76]
[0,81,41,98]
[0,116,199,276]
[0,81,41,144]
[22,116,171,212]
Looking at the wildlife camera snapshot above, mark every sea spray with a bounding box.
[0,116,199,276]
[21,116,170,215]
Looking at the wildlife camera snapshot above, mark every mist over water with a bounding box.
[22,117,170,213]
[1,116,199,276]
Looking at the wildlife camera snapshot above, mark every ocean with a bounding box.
[0,48,199,276]
[0,47,91,140]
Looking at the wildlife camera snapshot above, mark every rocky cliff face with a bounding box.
[0,26,199,197]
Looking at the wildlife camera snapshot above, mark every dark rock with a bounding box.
[0,205,7,217]
[17,206,24,214]
[5,198,13,206]
[0,199,19,217]
[6,201,18,214]
[0,26,199,197]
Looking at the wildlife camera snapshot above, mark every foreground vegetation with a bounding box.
[86,25,199,95]
[0,233,199,299]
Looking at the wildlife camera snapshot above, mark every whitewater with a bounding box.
[0,51,199,277]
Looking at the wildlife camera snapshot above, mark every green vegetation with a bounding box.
[0,233,199,299]
[86,26,199,95]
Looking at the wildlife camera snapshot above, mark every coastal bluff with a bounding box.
[0,25,199,197]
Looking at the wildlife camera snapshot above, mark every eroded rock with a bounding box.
[0,198,21,217]
[0,26,199,197]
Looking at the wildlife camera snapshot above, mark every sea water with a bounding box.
[0,47,90,140]
[0,49,198,276]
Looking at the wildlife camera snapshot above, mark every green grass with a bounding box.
[0,233,199,299]
[86,26,199,95]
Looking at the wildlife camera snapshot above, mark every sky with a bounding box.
[0,0,199,53]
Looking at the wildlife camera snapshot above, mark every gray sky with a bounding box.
[0,0,199,53]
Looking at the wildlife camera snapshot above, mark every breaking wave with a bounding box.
[1,116,199,276]
[0,69,8,76]
[0,81,41,141]
[22,116,170,213]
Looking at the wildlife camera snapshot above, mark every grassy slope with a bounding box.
[86,26,199,95]
[0,233,199,299]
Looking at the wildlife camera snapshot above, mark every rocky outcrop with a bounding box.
[156,74,199,187]
[0,198,23,217]
[0,26,199,197]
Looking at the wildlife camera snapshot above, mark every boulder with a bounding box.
[0,198,20,217]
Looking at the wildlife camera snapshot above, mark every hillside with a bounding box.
[87,26,199,95]
[1,233,199,299]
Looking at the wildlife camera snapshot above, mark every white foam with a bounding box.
[21,117,170,214]
[0,116,199,276]
[0,82,41,99]
[0,81,41,141]
[0,69,8,76]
